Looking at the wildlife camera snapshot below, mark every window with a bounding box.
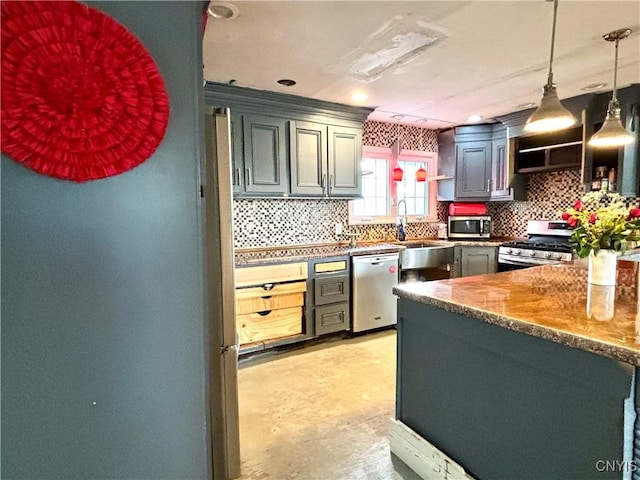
[351,149,390,218]
[348,146,438,225]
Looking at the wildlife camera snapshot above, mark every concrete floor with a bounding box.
[237,329,421,480]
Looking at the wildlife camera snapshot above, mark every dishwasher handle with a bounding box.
[353,253,399,266]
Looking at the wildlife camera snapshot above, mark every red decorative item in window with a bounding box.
[1,0,170,182]
[392,166,404,181]
[416,165,427,182]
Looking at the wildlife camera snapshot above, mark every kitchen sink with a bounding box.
[399,243,454,270]
[400,240,446,248]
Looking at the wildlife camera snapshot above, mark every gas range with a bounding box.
[498,220,575,268]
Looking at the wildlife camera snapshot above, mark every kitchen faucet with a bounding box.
[396,199,407,241]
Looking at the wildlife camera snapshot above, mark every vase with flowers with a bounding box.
[561,191,640,285]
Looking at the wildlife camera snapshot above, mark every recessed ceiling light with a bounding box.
[517,102,537,109]
[207,2,239,20]
[350,91,368,103]
[467,115,482,123]
[277,79,296,87]
[581,82,608,91]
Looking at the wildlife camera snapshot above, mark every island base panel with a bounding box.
[396,299,634,480]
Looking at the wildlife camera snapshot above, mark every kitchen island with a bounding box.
[392,261,640,480]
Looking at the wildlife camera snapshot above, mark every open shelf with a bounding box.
[515,126,583,173]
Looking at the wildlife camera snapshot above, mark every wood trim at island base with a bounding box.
[389,418,475,480]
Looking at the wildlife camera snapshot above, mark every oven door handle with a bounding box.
[498,257,561,267]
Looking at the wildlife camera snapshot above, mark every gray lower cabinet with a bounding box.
[452,246,497,278]
[315,303,350,336]
[290,121,362,198]
[308,257,351,335]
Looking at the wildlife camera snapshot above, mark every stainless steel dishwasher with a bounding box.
[352,253,399,333]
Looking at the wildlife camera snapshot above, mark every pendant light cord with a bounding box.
[546,0,559,88]
[612,38,619,102]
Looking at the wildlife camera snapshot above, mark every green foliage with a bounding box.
[561,191,640,259]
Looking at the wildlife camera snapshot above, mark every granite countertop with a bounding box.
[235,237,520,266]
[393,260,640,366]
[234,242,404,266]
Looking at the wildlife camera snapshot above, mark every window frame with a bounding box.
[348,146,438,225]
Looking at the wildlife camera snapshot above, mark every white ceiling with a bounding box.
[203,1,640,129]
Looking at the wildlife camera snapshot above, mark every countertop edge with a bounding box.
[235,237,518,266]
[393,285,640,367]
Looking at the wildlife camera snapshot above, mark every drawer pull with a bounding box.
[260,295,272,300]
[257,310,272,316]
[262,283,274,291]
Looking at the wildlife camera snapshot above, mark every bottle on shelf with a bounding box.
[608,168,617,192]
[592,166,607,191]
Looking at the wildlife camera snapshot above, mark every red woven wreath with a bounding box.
[1,0,170,182]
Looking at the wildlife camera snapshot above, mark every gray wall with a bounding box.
[1,2,209,478]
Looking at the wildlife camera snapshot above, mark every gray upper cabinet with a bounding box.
[491,135,509,198]
[290,121,362,198]
[490,127,516,200]
[205,82,372,199]
[327,125,362,197]
[290,121,327,196]
[448,124,524,201]
[455,140,492,199]
[619,103,639,197]
[242,114,289,195]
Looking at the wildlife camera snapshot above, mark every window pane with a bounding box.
[398,159,429,216]
[357,157,388,217]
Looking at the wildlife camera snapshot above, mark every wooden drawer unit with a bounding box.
[313,274,349,306]
[236,281,306,315]
[234,263,309,346]
[237,307,303,344]
[235,262,308,288]
[315,303,350,336]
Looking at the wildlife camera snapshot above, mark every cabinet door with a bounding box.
[313,274,349,306]
[290,121,327,196]
[459,246,497,277]
[619,104,639,197]
[327,125,362,197]
[242,114,288,195]
[455,141,492,199]
[230,112,244,195]
[490,136,512,199]
[314,302,350,335]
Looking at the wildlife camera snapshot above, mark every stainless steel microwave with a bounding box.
[447,216,492,239]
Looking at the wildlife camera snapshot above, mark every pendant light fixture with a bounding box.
[415,123,427,182]
[391,116,404,181]
[589,28,634,148]
[524,0,576,133]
